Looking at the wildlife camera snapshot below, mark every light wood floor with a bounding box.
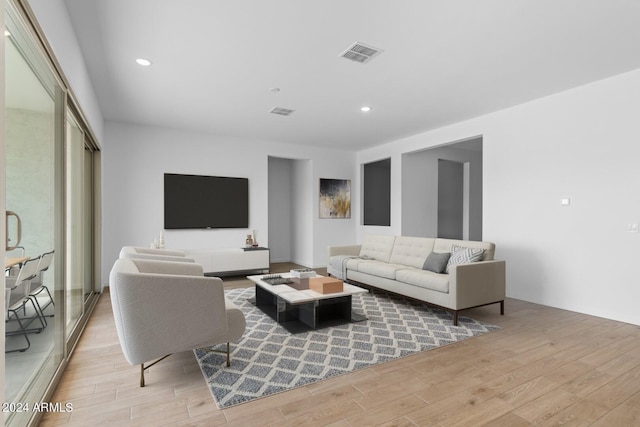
[40,264,640,426]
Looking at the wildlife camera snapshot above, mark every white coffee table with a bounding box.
[247,272,368,330]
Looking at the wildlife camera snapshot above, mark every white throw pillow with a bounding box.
[446,245,484,273]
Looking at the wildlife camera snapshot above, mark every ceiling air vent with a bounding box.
[340,42,383,64]
[269,106,295,116]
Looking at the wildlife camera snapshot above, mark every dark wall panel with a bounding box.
[363,158,391,226]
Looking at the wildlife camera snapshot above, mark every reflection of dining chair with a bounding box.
[5,257,45,352]
[6,287,30,352]
[29,250,55,317]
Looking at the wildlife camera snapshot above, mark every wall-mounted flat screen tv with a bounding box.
[164,173,249,229]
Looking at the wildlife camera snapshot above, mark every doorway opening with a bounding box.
[401,136,482,240]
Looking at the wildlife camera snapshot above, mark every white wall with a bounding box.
[314,160,359,268]
[28,0,104,144]
[102,122,357,284]
[357,68,640,326]
[27,0,640,325]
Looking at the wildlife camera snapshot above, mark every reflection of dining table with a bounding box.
[5,256,29,270]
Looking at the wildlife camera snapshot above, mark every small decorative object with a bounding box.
[158,230,165,249]
[245,234,254,248]
[151,231,165,249]
[319,178,351,219]
[252,229,258,247]
[290,268,315,279]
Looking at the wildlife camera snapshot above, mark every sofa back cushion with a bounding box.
[132,259,204,276]
[359,234,396,262]
[433,238,495,261]
[389,236,436,269]
[110,258,205,277]
[120,246,187,258]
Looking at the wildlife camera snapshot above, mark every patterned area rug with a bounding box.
[194,287,499,409]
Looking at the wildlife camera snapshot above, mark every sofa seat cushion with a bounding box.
[356,260,406,280]
[345,257,364,271]
[395,268,449,293]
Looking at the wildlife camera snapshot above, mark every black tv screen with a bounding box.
[164,173,249,229]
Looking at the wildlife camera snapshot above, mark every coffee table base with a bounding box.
[253,285,366,332]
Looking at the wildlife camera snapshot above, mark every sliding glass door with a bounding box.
[3,1,100,426]
[4,2,64,426]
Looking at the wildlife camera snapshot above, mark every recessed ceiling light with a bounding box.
[4,30,11,37]
[361,106,372,112]
[136,58,152,66]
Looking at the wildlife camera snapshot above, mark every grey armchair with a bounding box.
[109,257,246,386]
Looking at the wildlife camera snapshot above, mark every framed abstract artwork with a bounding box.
[319,178,351,219]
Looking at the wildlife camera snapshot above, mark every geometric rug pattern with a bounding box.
[194,287,499,409]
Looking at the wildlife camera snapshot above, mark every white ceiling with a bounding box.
[61,0,640,150]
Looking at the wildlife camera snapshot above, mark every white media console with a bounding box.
[185,247,269,276]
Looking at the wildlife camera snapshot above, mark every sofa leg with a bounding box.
[453,311,459,326]
[500,300,505,315]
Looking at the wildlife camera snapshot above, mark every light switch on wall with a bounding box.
[627,223,639,233]
[561,198,571,206]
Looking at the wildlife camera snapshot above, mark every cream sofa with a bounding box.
[328,235,505,325]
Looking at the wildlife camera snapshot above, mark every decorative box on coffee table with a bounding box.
[309,277,344,294]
